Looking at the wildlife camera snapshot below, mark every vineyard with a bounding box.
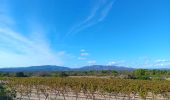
[1,77,170,100]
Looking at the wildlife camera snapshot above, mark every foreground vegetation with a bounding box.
[0,69,170,99]
[0,77,170,100]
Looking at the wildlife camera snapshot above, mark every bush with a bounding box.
[137,76,150,80]
[59,72,69,77]
[0,85,16,100]
[16,72,27,77]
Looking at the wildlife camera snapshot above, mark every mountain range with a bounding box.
[0,65,134,72]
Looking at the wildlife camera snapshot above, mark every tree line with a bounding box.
[0,69,169,80]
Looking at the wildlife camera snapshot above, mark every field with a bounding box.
[1,77,170,100]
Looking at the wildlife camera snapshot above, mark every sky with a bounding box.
[0,0,170,68]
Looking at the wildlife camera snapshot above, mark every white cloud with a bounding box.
[153,59,170,67]
[78,57,86,60]
[0,3,67,67]
[107,60,125,66]
[98,0,115,21]
[107,61,117,65]
[155,59,170,63]
[0,27,66,67]
[66,0,117,36]
[80,49,86,52]
[133,58,170,68]
[77,49,89,60]
[99,58,170,69]
[80,52,89,56]
[87,60,96,65]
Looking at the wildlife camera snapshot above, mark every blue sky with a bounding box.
[0,0,170,68]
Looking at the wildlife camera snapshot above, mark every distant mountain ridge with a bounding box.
[0,65,71,72]
[0,65,134,72]
[77,65,134,71]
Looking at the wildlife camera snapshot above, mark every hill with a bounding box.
[0,65,71,72]
[0,65,134,72]
[77,65,134,71]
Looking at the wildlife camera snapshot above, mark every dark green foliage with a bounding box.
[15,72,27,77]
[35,72,51,77]
[134,69,147,76]
[0,85,6,96]
[0,85,15,100]
[59,72,69,77]
[137,76,150,80]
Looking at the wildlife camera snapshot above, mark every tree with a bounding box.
[59,72,69,77]
[0,85,15,100]
[16,72,26,77]
[134,69,146,76]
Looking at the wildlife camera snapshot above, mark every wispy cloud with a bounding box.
[98,0,116,21]
[155,59,170,63]
[66,0,116,36]
[80,52,89,56]
[153,59,170,67]
[78,49,89,60]
[77,49,97,65]
[131,58,170,68]
[0,3,67,67]
[107,60,126,66]
[107,61,116,65]
[87,60,96,65]
[80,49,86,52]
[0,28,66,67]
[78,57,87,60]
[0,1,14,28]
